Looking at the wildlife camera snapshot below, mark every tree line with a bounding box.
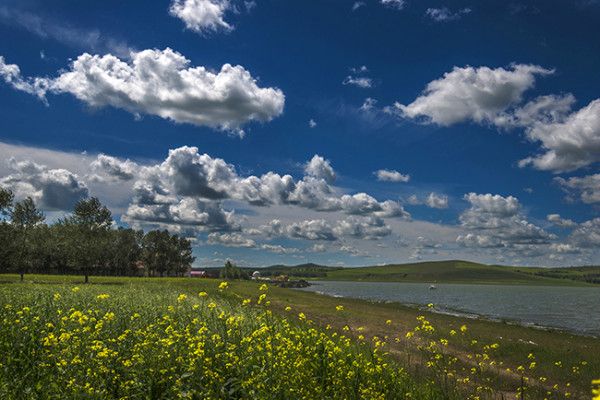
[0,187,195,282]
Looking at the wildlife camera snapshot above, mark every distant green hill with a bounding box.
[261,260,599,286]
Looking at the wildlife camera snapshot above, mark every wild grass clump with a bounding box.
[0,281,446,399]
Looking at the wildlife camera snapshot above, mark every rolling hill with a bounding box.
[262,260,600,286]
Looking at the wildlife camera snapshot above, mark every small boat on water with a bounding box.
[429,284,437,290]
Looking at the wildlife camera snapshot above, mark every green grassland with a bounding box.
[1,274,598,399]
[255,260,600,286]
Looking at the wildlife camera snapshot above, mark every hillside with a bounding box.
[263,260,598,286]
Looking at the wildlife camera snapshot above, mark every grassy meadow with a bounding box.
[1,274,599,399]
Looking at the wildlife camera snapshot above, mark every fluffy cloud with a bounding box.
[425,192,449,209]
[286,219,337,241]
[462,193,520,216]
[405,192,448,209]
[546,213,577,228]
[0,49,285,136]
[0,158,88,210]
[394,64,553,126]
[89,154,139,182]
[333,216,391,239]
[425,7,471,22]
[170,0,233,34]
[128,146,409,219]
[207,232,256,248]
[555,174,600,204]
[304,155,336,184]
[519,100,600,172]
[375,169,410,182]
[124,197,239,232]
[568,218,600,248]
[457,193,554,249]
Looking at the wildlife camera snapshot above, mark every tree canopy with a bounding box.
[0,188,195,281]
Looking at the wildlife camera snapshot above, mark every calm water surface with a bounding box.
[298,281,600,336]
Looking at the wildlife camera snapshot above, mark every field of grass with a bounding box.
[302,260,597,286]
[1,274,599,399]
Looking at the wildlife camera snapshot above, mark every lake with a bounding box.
[297,281,600,336]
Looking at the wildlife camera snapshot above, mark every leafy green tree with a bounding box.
[10,197,45,281]
[142,230,195,277]
[107,228,143,276]
[62,197,113,283]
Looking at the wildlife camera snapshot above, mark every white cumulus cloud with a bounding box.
[0,49,285,136]
[170,0,233,34]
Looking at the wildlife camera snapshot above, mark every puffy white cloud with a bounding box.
[555,174,600,204]
[425,192,448,209]
[0,49,285,136]
[169,0,233,34]
[546,213,577,228]
[405,192,448,209]
[308,119,317,128]
[425,7,471,22]
[456,233,503,248]
[304,155,336,184]
[310,243,327,252]
[0,158,88,210]
[207,232,256,248]
[124,197,239,232]
[132,147,409,219]
[519,100,600,172]
[462,193,520,217]
[394,64,553,126]
[286,219,337,241]
[89,154,138,182]
[498,94,575,128]
[568,218,600,249]
[458,193,554,249]
[375,169,410,182]
[549,243,581,254]
[381,0,405,10]
[333,216,391,239]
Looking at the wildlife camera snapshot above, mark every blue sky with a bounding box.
[1,0,599,267]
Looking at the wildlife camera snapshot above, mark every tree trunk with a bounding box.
[20,272,24,282]
[84,273,89,284]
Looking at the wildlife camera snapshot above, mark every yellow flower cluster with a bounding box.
[0,283,427,399]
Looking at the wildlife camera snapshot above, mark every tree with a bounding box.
[142,230,195,277]
[0,187,14,219]
[10,197,45,281]
[107,228,143,276]
[63,197,113,283]
[0,187,15,274]
[220,260,247,280]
